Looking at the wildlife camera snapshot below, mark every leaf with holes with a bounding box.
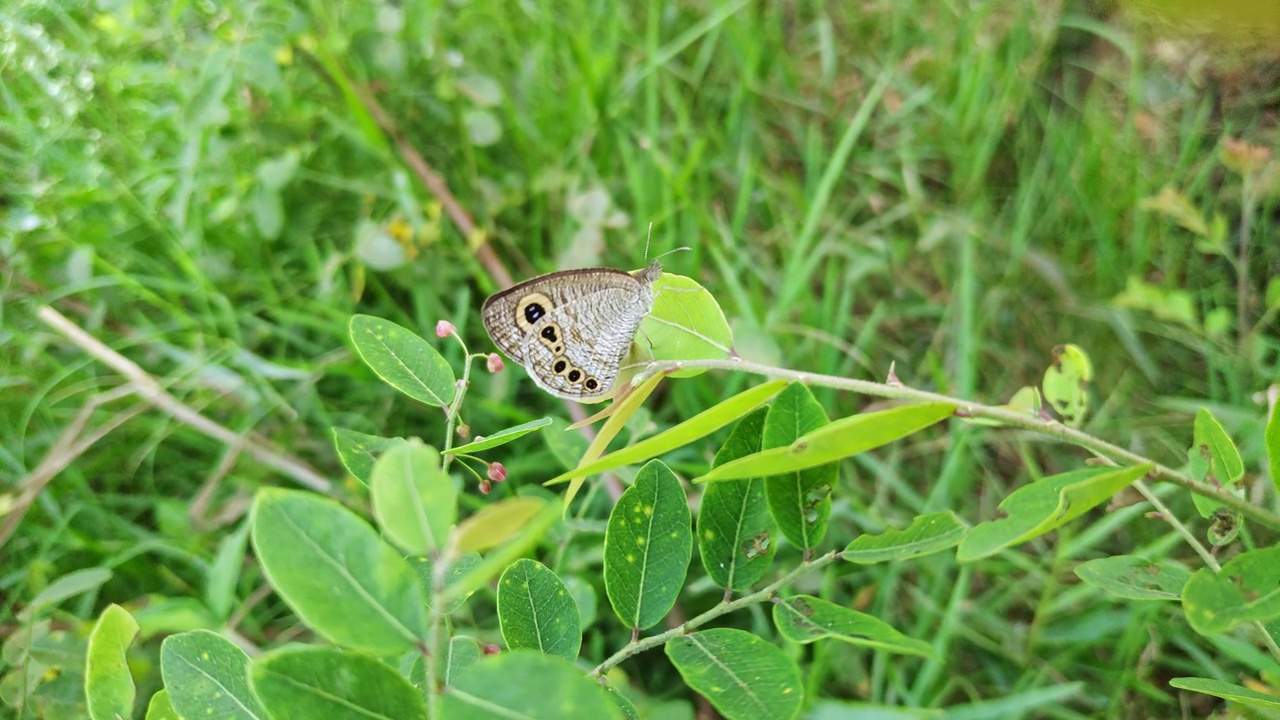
[697,408,776,591]
[957,464,1152,562]
[665,628,803,720]
[349,314,456,407]
[1074,556,1191,601]
[762,384,835,551]
[603,460,692,631]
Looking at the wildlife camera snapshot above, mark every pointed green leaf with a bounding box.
[85,604,138,720]
[665,628,803,720]
[250,488,427,653]
[1074,556,1192,600]
[1267,397,1280,493]
[206,518,251,621]
[250,646,426,720]
[161,630,267,720]
[545,380,788,486]
[438,498,566,609]
[957,464,1153,562]
[498,559,581,660]
[370,440,456,554]
[441,650,622,719]
[772,595,934,658]
[564,372,666,510]
[697,402,955,483]
[763,384,835,551]
[447,418,554,455]
[842,511,967,564]
[1188,408,1246,518]
[604,460,692,630]
[349,314,456,406]
[455,496,547,554]
[19,567,112,621]
[333,428,406,485]
[1042,343,1092,425]
[697,408,776,591]
[544,416,591,471]
[1183,545,1280,634]
[1170,677,1280,709]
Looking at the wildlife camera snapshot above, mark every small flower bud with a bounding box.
[482,643,502,656]
[487,462,507,483]
[456,423,471,439]
[478,479,492,495]
[435,320,456,338]
[486,352,504,373]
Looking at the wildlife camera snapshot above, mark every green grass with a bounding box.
[3,0,1279,717]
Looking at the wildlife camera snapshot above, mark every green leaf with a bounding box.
[333,428,406,485]
[697,408,776,591]
[622,271,734,380]
[697,402,954,483]
[563,576,598,628]
[604,460,692,630]
[498,559,582,660]
[85,604,138,720]
[349,314,456,407]
[447,417,553,455]
[250,488,427,653]
[1073,556,1192,600]
[445,636,483,685]
[772,595,935,658]
[545,379,788,486]
[18,567,112,621]
[1265,397,1280,494]
[762,384,835,551]
[1169,677,1280,709]
[160,630,267,720]
[1208,508,1243,547]
[957,464,1153,562]
[543,416,591,471]
[665,628,804,720]
[250,646,427,720]
[145,689,180,720]
[438,499,566,609]
[563,372,666,511]
[1041,343,1093,425]
[1183,545,1280,634]
[842,511,967,564]
[1188,408,1246,518]
[455,496,548,554]
[370,440,456,554]
[206,517,251,621]
[441,650,622,719]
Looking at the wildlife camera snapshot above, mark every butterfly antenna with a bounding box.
[643,223,654,261]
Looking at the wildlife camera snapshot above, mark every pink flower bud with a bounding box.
[487,462,507,483]
[486,353,504,373]
[482,643,501,655]
[478,479,492,495]
[456,423,471,439]
[435,320,456,338]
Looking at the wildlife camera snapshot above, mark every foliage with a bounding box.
[3,0,1280,718]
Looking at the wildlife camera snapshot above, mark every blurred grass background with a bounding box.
[2,0,1279,716]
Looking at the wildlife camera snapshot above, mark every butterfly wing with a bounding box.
[481,267,657,401]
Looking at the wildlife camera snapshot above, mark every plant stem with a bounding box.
[635,357,1280,531]
[591,550,842,677]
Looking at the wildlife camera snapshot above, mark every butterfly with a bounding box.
[481,262,661,401]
